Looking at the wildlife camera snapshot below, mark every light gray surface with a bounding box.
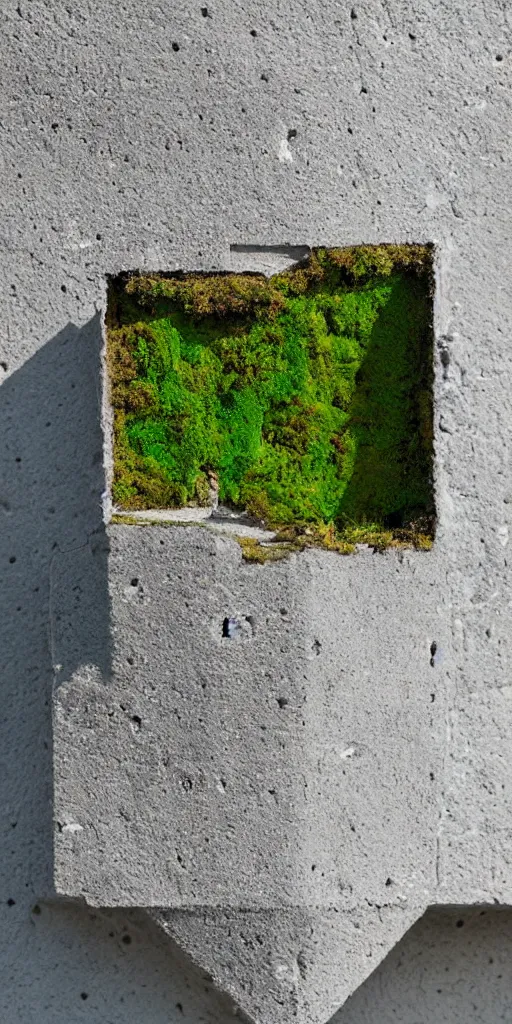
[1,0,512,1021]
[52,528,442,1021]
[336,907,512,1024]
[154,903,424,1024]
[53,532,444,912]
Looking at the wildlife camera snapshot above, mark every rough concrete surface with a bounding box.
[335,907,512,1024]
[53,531,444,912]
[52,528,443,1021]
[1,0,512,1021]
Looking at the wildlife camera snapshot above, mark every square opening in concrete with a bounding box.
[106,245,435,556]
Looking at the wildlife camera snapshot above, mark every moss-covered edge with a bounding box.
[110,514,433,562]
[108,243,432,321]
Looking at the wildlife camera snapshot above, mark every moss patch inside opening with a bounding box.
[107,245,435,552]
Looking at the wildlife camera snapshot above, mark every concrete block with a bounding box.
[52,519,447,1020]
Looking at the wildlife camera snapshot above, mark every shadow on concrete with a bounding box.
[332,906,512,1023]
[336,273,434,531]
[17,900,240,1024]
[0,314,110,898]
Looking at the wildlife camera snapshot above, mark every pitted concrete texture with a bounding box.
[335,907,512,1023]
[2,0,512,1021]
[52,527,443,1021]
[53,528,444,911]
[153,904,424,1024]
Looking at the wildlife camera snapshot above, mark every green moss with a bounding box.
[109,517,433,562]
[236,537,300,563]
[238,522,433,562]
[107,245,435,549]
[110,513,208,528]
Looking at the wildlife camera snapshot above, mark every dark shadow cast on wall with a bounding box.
[0,314,110,898]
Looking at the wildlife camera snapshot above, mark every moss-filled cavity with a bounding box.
[107,245,435,552]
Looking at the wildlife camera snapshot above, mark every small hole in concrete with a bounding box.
[130,577,139,587]
[385,877,392,886]
[0,361,7,371]
[277,696,289,709]
[250,28,257,36]
[61,284,67,292]
[430,640,437,666]
[131,714,142,731]
[7,898,15,906]
[430,771,435,780]
[80,993,89,1001]
[122,934,132,944]
[496,53,504,62]
[261,72,268,81]
[32,904,41,915]
[409,32,416,40]
[350,7,357,18]
[222,616,240,638]
[287,128,297,141]
[172,41,180,51]
[440,347,450,378]
[456,919,464,928]
[176,1003,184,1014]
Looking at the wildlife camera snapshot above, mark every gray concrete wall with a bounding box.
[336,907,512,1024]
[1,0,512,1021]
